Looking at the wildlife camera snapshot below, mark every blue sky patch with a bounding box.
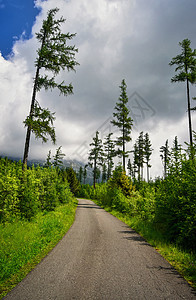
[0,0,40,58]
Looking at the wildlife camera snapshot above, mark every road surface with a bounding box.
[4,199,196,299]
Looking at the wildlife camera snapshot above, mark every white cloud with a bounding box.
[0,53,32,156]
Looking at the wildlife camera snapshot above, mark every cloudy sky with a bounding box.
[0,0,195,178]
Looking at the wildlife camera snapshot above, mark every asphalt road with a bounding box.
[4,199,196,300]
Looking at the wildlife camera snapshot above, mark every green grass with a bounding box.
[0,200,77,299]
[96,203,196,290]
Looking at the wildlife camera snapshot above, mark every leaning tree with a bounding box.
[23,8,79,167]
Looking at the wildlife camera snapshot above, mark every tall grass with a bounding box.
[0,201,77,299]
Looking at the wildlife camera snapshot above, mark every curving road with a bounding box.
[4,199,196,299]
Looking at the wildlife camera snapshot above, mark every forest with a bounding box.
[0,155,79,223]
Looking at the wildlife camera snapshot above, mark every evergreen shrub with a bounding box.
[0,157,75,223]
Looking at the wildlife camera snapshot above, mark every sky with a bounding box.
[0,0,196,178]
[0,0,40,57]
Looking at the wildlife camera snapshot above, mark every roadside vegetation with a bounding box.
[0,157,78,298]
[78,145,196,289]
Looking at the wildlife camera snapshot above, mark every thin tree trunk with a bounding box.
[164,155,167,179]
[138,165,140,181]
[186,78,193,149]
[93,160,96,189]
[22,67,40,168]
[107,149,110,180]
[23,126,32,167]
[123,144,125,172]
[123,124,125,172]
[146,161,149,183]
[107,161,110,181]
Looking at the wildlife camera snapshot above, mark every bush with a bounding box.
[0,172,20,222]
[154,158,196,251]
[107,165,135,197]
[0,158,75,223]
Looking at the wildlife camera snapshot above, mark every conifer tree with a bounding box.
[95,168,101,184]
[53,146,65,168]
[102,163,107,183]
[78,166,83,184]
[160,140,170,178]
[133,142,139,179]
[137,131,145,180]
[111,79,133,171]
[66,167,80,195]
[127,158,134,178]
[170,136,184,176]
[88,131,104,188]
[44,150,52,168]
[144,133,153,182]
[103,133,115,180]
[23,8,79,167]
[170,136,182,170]
[83,164,88,184]
[169,39,196,149]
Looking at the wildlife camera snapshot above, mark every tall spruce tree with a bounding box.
[144,133,153,182]
[169,39,196,149]
[171,136,182,168]
[160,139,170,178]
[127,158,134,178]
[137,131,145,180]
[23,8,79,167]
[103,133,115,180]
[88,131,104,188]
[133,142,139,180]
[111,79,133,171]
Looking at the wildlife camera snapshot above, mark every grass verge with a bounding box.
[95,202,196,290]
[0,200,77,299]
